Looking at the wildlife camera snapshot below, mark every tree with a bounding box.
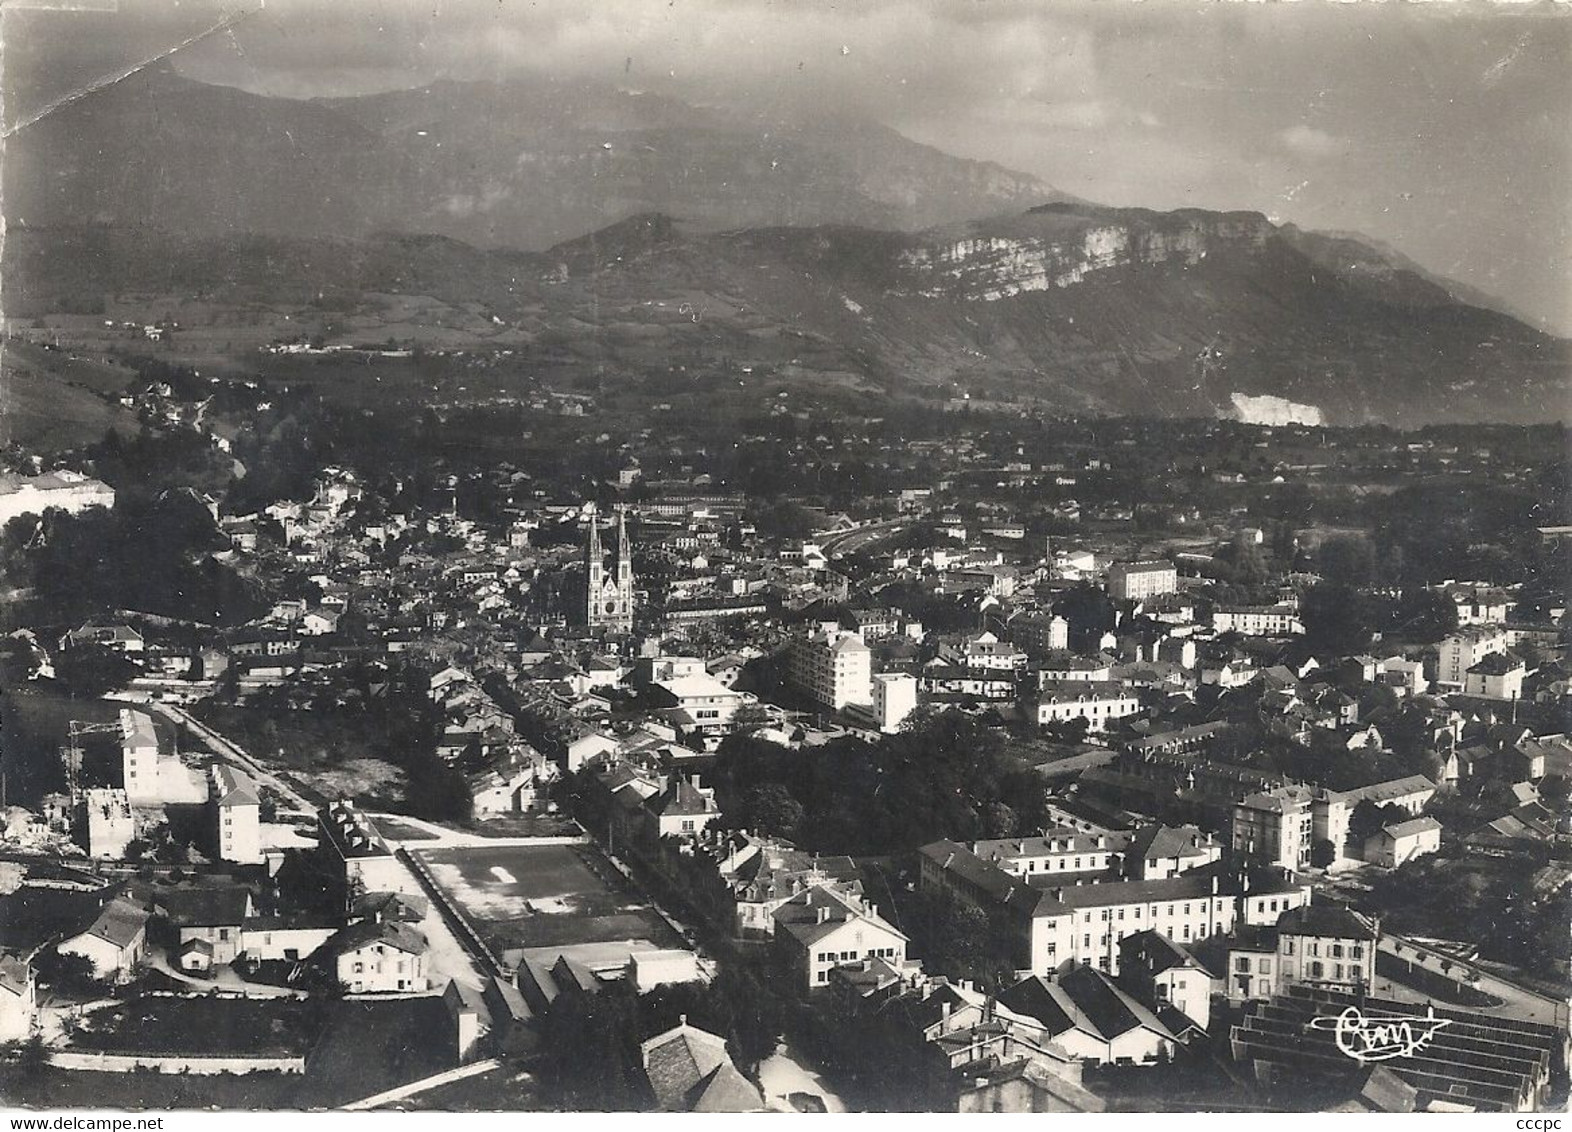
[1310,838,1338,869]
[739,783,805,839]
[1391,588,1459,644]
[538,986,646,1110]
[1539,774,1571,812]
[33,948,106,998]
[1318,535,1376,588]
[53,648,140,698]
[1348,800,1407,845]
[907,887,1016,992]
[1302,583,1375,656]
[980,801,1018,839]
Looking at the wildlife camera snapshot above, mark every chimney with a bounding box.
[941,1000,952,1023]
[1211,876,1219,895]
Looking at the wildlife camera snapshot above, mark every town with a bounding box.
[0,344,1567,1113]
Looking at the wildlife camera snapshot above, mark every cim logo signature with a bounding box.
[1307,1005,1452,1064]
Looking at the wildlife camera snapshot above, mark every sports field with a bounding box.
[413,842,683,954]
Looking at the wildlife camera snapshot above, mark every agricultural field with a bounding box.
[0,343,143,452]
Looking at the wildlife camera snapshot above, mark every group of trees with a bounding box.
[4,491,268,631]
[537,967,785,1109]
[1367,857,1571,981]
[711,713,1048,856]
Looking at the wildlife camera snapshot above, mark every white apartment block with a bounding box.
[120,708,162,802]
[788,627,872,710]
[871,672,919,733]
[1436,627,1509,689]
[211,764,264,865]
[1107,561,1178,601]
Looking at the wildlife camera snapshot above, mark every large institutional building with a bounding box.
[0,470,115,525]
[584,505,635,633]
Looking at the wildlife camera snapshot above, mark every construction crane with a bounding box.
[62,719,121,800]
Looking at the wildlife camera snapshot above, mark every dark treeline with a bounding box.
[710,713,1049,856]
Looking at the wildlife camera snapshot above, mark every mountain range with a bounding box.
[5,67,1064,249]
[4,69,1565,426]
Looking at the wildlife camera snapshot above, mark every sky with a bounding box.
[5,0,1570,334]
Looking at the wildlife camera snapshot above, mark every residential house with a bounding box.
[1437,627,1509,690]
[1231,786,1316,871]
[956,1056,1106,1114]
[1009,612,1070,659]
[1116,929,1212,1032]
[1212,605,1304,636]
[317,920,429,994]
[1034,682,1140,732]
[1340,775,1436,816]
[1123,824,1223,881]
[1464,653,1527,701]
[58,897,149,982]
[159,886,257,971]
[972,830,1125,880]
[645,778,723,840]
[1364,817,1442,869]
[316,800,405,896]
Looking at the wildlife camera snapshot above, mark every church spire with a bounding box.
[586,504,602,565]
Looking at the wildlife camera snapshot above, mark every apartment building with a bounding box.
[1106,561,1178,602]
[788,626,872,710]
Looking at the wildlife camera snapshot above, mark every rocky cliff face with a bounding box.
[897,211,1275,300]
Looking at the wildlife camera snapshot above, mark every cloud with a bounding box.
[1279,124,1345,158]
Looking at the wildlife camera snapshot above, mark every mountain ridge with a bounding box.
[4,67,1072,252]
[8,203,1563,427]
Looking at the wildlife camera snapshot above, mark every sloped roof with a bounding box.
[689,1062,764,1112]
[640,1021,733,1111]
[156,886,254,928]
[0,954,31,997]
[649,779,715,818]
[1117,928,1204,975]
[80,898,149,949]
[1378,816,1442,840]
[963,1058,1105,1113]
[212,764,260,807]
[772,884,906,949]
[1127,823,1214,863]
[321,918,427,958]
[1276,903,1377,942]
